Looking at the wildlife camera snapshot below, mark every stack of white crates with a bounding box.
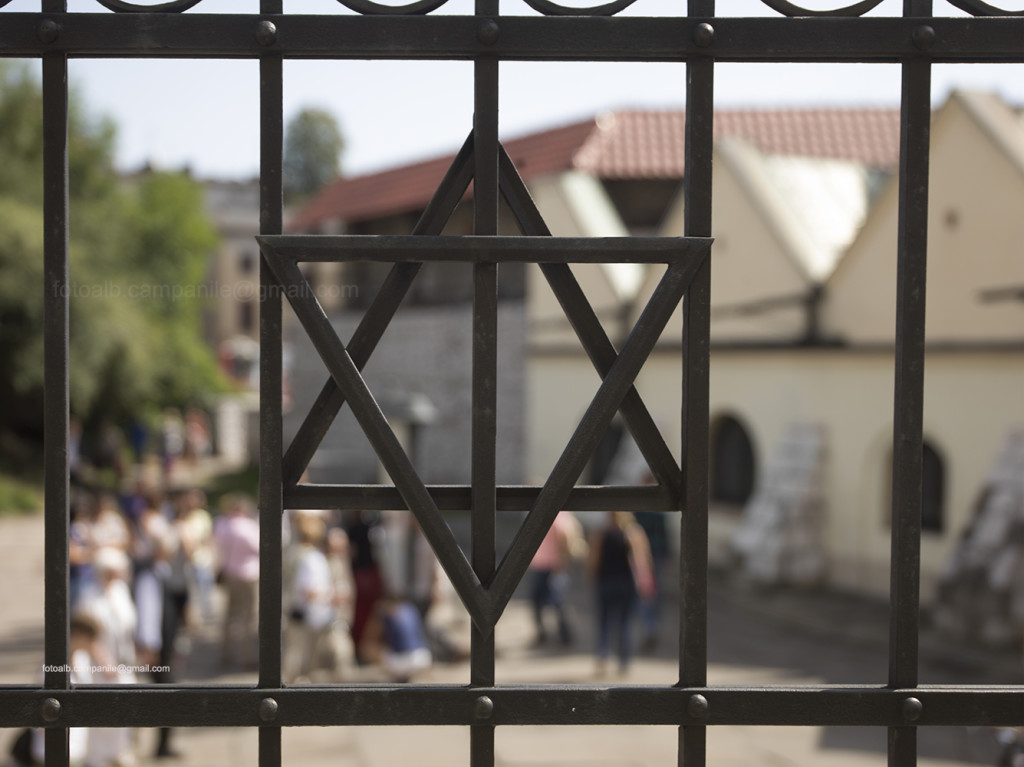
[731,423,827,587]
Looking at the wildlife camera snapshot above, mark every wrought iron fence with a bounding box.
[0,1,1022,766]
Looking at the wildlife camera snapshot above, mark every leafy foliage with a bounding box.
[0,61,224,444]
[283,107,344,202]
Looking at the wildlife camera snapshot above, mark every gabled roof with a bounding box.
[292,107,901,231]
[951,90,1024,182]
[717,139,873,282]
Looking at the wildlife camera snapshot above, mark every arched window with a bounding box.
[710,414,756,506]
[921,441,945,533]
[884,438,945,534]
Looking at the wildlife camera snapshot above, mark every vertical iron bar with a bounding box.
[890,0,930,692]
[681,2,714,766]
[472,2,499,765]
[42,0,70,759]
[259,2,284,766]
[889,2,931,766]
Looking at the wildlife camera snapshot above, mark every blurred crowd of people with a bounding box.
[69,407,212,492]
[281,508,466,685]
[59,482,217,766]
[15,456,669,767]
[20,480,466,766]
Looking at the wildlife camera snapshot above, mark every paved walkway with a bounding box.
[1,512,1019,767]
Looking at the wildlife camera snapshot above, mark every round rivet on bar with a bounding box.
[687,694,709,720]
[41,698,62,723]
[37,20,60,44]
[693,23,715,48]
[902,696,923,722]
[256,20,278,47]
[912,25,935,51]
[259,697,279,723]
[474,695,494,720]
[477,20,500,46]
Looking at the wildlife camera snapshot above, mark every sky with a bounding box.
[5,0,1023,179]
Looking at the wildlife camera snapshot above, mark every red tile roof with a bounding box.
[292,107,901,231]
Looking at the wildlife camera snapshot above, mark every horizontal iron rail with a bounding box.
[1,685,1020,728]
[286,483,678,511]
[257,234,710,264]
[0,15,1023,62]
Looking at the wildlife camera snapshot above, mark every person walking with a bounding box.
[343,510,383,663]
[214,493,260,669]
[634,510,668,650]
[587,511,653,676]
[527,511,584,647]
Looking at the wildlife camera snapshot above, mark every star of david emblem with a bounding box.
[257,132,712,637]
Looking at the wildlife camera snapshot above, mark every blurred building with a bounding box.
[199,177,264,465]
[201,177,262,386]
[290,92,1024,621]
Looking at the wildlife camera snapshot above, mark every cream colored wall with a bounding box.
[824,93,1024,343]
[527,345,1024,601]
[529,149,815,357]
[654,145,812,343]
[525,354,614,484]
[526,173,633,349]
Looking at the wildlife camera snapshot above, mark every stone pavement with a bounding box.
[2,512,1019,767]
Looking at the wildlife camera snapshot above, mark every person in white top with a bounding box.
[28,614,98,766]
[286,514,353,682]
[78,547,138,767]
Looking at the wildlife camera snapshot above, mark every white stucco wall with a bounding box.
[527,346,1024,601]
[824,92,1024,344]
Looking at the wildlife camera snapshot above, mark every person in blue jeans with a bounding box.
[587,511,653,676]
[634,510,668,650]
[362,594,432,683]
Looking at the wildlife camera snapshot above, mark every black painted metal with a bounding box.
[2,685,1021,728]
[3,15,1024,62]
[8,2,1023,767]
[471,10,500,759]
[497,148,684,502]
[680,4,715,766]
[887,1,933,765]
[258,1,284,763]
[285,482,677,512]
[42,2,70,765]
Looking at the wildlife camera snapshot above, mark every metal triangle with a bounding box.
[258,241,494,634]
[498,145,682,501]
[281,133,477,486]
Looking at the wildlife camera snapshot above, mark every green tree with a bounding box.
[0,61,223,449]
[283,107,344,202]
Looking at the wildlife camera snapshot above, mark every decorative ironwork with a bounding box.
[258,194,711,632]
[92,0,202,11]
[760,0,886,16]
[1,1,1024,14]
[520,0,639,15]
[334,0,451,14]
[946,0,1024,15]
[0,2,1021,767]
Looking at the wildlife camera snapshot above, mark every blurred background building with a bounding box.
[284,90,1023,643]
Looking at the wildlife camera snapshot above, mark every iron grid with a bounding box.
[1,1,1021,766]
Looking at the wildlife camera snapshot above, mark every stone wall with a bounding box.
[284,301,525,487]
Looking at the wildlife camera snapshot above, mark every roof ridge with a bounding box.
[293,105,907,230]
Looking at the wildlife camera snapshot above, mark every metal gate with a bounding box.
[1,1,1022,766]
